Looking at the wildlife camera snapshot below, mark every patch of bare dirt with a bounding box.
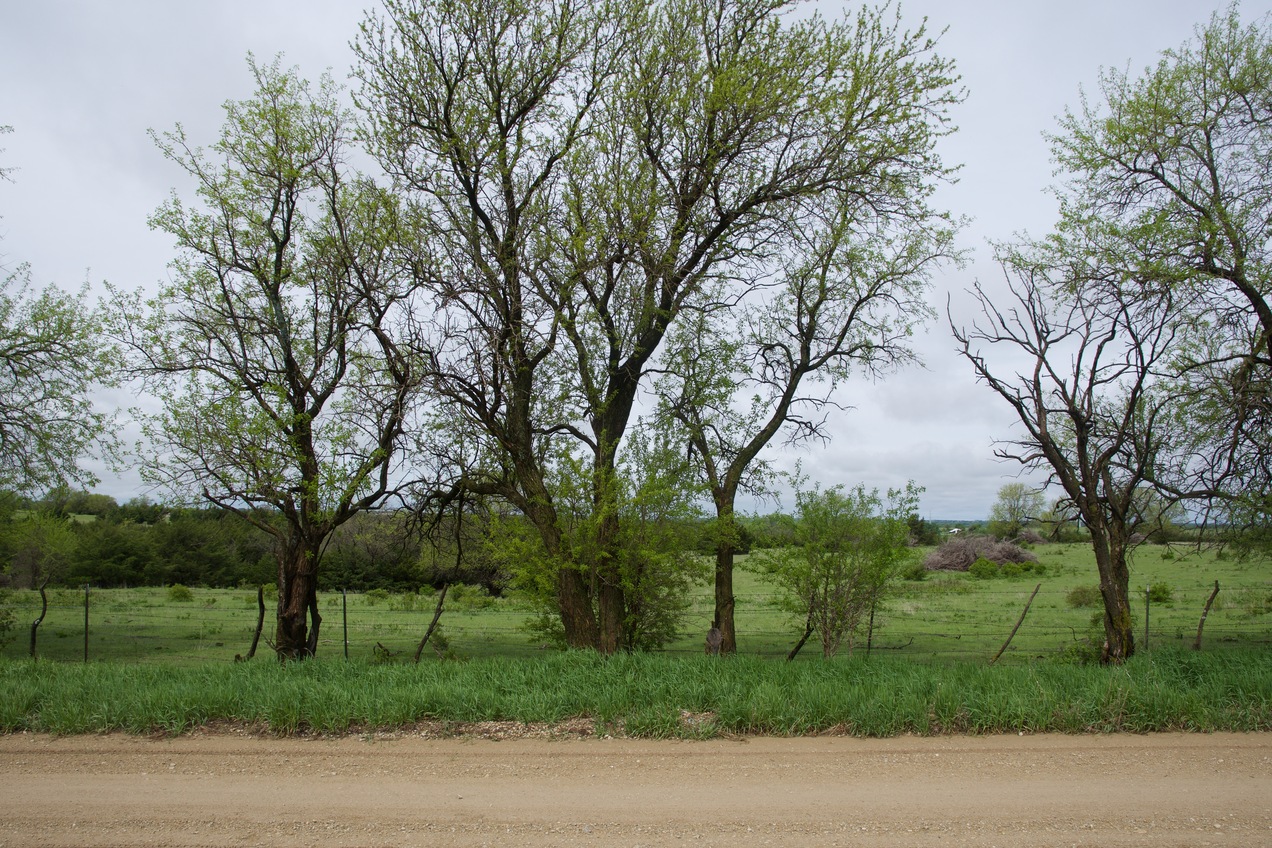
[1,731,1270,847]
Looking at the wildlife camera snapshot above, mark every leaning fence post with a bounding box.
[990,583,1041,665]
[83,584,90,663]
[1193,581,1221,651]
[343,588,349,660]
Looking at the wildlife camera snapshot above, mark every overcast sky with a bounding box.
[1,0,1264,518]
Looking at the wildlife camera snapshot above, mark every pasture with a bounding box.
[1,543,1267,665]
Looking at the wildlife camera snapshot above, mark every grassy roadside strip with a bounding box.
[1,647,1269,738]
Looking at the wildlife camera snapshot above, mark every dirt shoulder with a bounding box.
[1,731,1270,847]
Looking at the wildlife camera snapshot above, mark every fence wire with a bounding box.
[2,582,1269,665]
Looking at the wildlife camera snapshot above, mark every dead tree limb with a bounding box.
[990,582,1041,665]
[786,596,817,662]
[28,577,49,658]
[414,583,450,663]
[1193,580,1221,651]
[244,585,266,660]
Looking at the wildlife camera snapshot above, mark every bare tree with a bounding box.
[952,249,1181,661]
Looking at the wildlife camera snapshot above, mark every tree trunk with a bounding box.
[714,542,737,655]
[1093,534,1135,663]
[275,539,322,660]
[516,468,599,650]
[711,497,740,655]
[595,510,625,654]
[592,454,626,655]
[557,566,599,649]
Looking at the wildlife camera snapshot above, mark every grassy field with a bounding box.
[2,543,1267,665]
[0,543,1268,737]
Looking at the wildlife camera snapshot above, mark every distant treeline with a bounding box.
[0,490,1028,593]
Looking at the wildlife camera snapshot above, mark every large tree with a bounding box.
[357,0,961,652]
[1047,4,1272,531]
[356,0,619,649]
[121,58,422,659]
[953,248,1183,662]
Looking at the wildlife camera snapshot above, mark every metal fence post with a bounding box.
[1144,586,1150,651]
[343,588,349,660]
[83,584,90,663]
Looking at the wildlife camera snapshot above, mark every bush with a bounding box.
[167,584,194,602]
[900,560,928,581]
[1066,585,1101,608]
[388,592,424,612]
[923,535,1039,572]
[1147,582,1174,604]
[364,588,390,606]
[968,558,999,579]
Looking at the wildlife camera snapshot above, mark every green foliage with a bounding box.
[0,510,76,588]
[987,483,1045,540]
[1147,582,1175,605]
[0,266,122,496]
[1066,586,1101,608]
[166,584,194,603]
[906,516,943,547]
[1046,5,1272,545]
[762,480,920,658]
[968,558,998,580]
[0,591,13,649]
[900,560,929,582]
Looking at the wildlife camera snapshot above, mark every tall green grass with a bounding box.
[2,647,1268,738]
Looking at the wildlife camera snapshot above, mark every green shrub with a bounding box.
[167,584,194,603]
[454,587,496,610]
[968,558,999,579]
[1000,561,1024,578]
[1066,585,1101,608]
[364,588,390,606]
[0,591,13,648]
[900,560,928,581]
[1147,582,1174,604]
[388,592,423,612]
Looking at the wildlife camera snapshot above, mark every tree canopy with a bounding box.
[1047,3,1272,532]
[119,57,424,658]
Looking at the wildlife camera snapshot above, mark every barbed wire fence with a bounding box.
[2,583,1269,665]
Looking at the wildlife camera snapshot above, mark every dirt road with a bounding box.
[1,731,1269,847]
